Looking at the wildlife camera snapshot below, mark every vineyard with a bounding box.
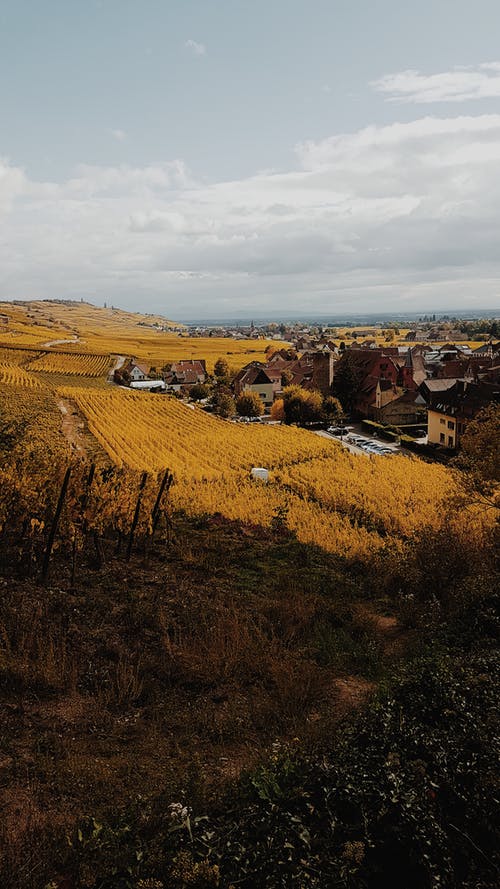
[25,350,113,377]
[0,300,276,373]
[0,346,43,365]
[56,386,335,474]
[0,301,494,569]
[0,316,497,889]
[0,343,113,378]
[0,384,474,563]
[0,381,70,470]
[0,361,43,388]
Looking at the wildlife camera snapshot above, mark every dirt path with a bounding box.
[108,354,126,383]
[57,399,89,456]
[57,398,111,462]
[41,336,80,347]
[333,675,376,709]
[356,604,410,658]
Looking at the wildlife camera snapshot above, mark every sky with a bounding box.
[1,0,500,320]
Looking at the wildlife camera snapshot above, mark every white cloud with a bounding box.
[372,63,500,103]
[1,114,500,315]
[184,39,206,57]
[109,128,127,141]
[0,158,27,214]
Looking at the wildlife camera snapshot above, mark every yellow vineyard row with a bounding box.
[56,387,335,476]
[52,386,492,560]
[26,351,113,377]
[0,347,42,366]
[0,362,44,388]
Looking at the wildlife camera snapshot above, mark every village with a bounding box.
[113,320,500,460]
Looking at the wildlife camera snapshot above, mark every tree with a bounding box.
[452,403,500,508]
[213,393,235,418]
[189,383,210,402]
[322,396,345,425]
[236,392,264,417]
[332,352,364,413]
[270,398,285,421]
[282,386,323,426]
[214,358,230,381]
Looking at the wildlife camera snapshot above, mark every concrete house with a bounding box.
[233,363,276,407]
[424,379,499,449]
[122,359,150,382]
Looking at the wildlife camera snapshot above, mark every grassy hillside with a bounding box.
[0,496,497,888]
[0,300,276,373]
[0,304,497,888]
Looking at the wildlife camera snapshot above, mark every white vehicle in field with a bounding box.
[250,467,269,482]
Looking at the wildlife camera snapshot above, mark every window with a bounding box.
[448,435,454,447]
[440,433,445,443]
[440,418,446,425]
[259,393,267,398]
[447,420,455,430]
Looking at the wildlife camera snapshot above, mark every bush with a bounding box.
[236,392,264,417]
[176,649,499,889]
[282,387,323,426]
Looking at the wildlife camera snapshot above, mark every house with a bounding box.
[267,348,298,364]
[334,347,426,422]
[423,379,499,449]
[162,359,208,395]
[397,349,426,390]
[168,360,207,382]
[232,363,276,407]
[340,350,400,418]
[121,359,150,382]
[473,341,500,358]
[372,386,426,426]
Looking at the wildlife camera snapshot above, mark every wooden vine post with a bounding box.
[40,466,72,583]
[126,471,148,561]
[71,462,96,584]
[151,468,174,535]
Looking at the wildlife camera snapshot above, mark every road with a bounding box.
[108,355,126,383]
[314,428,401,457]
[41,336,80,347]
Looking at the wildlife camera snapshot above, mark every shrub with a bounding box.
[236,392,264,417]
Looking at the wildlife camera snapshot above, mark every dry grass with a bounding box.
[0,514,403,888]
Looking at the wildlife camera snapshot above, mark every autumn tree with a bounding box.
[322,396,345,425]
[236,392,264,417]
[212,392,235,418]
[452,403,500,508]
[189,383,210,401]
[270,398,285,421]
[282,386,323,426]
[214,358,230,382]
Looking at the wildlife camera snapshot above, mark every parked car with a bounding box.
[327,426,348,435]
